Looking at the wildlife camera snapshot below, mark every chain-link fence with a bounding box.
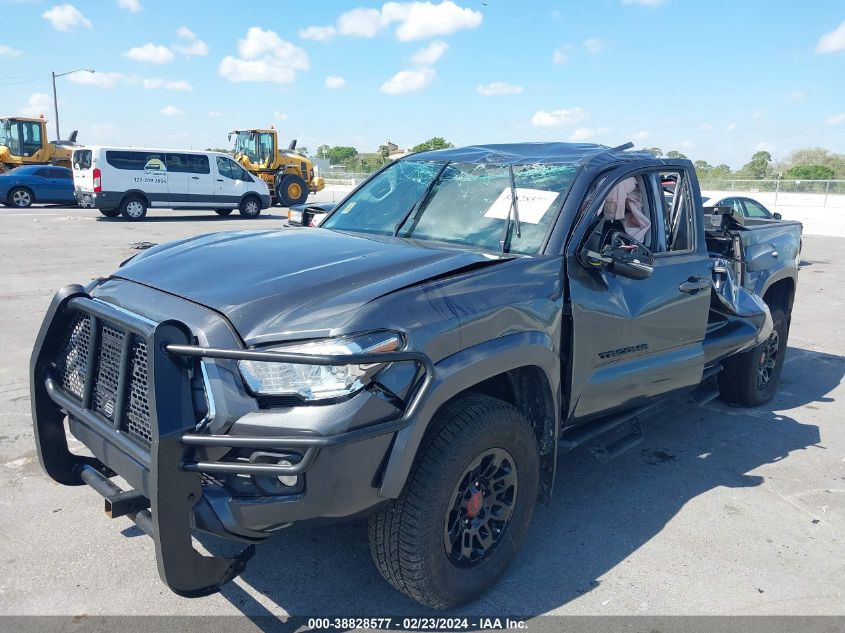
[698,179,845,208]
[322,171,372,186]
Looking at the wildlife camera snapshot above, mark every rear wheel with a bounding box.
[214,208,233,216]
[119,196,147,221]
[368,394,539,609]
[238,196,261,218]
[98,208,120,218]
[9,187,33,208]
[719,307,788,406]
[276,174,309,207]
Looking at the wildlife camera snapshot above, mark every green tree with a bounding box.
[784,164,835,180]
[736,150,773,179]
[316,144,330,159]
[666,150,688,159]
[412,137,454,153]
[317,146,358,165]
[378,144,390,159]
[642,147,663,157]
[777,147,845,179]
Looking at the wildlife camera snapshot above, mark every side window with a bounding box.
[654,170,695,252]
[21,122,41,156]
[187,154,210,174]
[588,174,656,249]
[107,151,144,170]
[55,169,73,180]
[216,156,233,179]
[165,153,189,173]
[742,199,770,218]
[229,159,252,181]
[35,168,52,178]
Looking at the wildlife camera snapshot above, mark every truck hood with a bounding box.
[115,228,501,343]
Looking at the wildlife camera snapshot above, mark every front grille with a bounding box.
[55,312,152,446]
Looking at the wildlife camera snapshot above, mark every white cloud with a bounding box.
[727,122,737,131]
[125,43,175,64]
[752,110,765,119]
[383,1,483,41]
[19,93,52,117]
[274,111,288,120]
[67,71,123,89]
[569,127,609,142]
[143,78,193,90]
[786,90,806,102]
[117,0,141,12]
[299,25,337,41]
[552,48,569,65]
[583,37,606,54]
[621,0,665,5]
[531,107,590,128]
[826,112,845,125]
[219,27,309,83]
[633,130,650,141]
[325,75,347,89]
[335,1,482,41]
[381,67,434,94]
[0,45,22,58]
[412,40,448,65]
[172,27,208,56]
[160,105,183,116]
[815,21,845,54]
[42,4,92,31]
[208,110,223,118]
[698,123,714,131]
[476,82,523,96]
[755,141,773,152]
[338,7,384,37]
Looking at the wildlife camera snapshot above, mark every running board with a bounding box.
[559,401,664,462]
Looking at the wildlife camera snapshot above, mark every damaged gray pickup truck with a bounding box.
[30,142,802,608]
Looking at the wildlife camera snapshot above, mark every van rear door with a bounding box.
[72,149,93,193]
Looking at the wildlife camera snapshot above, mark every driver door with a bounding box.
[566,167,712,421]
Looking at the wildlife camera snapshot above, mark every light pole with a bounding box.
[51,68,95,139]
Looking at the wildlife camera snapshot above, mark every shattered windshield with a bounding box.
[321,159,578,254]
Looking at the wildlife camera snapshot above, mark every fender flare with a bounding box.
[379,331,561,499]
[119,189,151,209]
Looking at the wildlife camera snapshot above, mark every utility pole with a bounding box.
[51,68,95,140]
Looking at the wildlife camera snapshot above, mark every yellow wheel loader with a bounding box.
[0,115,77,173]
[229,128,324,207]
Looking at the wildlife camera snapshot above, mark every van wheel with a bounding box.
[238,196,261,218]
[277,174,309,207]
[119,196,147,221]
[9,187,33,208]
[215,209,233,216]
[719,307,788,406]
[368,394,539,609]
[98,209,120,218]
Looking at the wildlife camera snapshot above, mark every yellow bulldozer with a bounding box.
[0,115,77,173]
[229,127,324,206]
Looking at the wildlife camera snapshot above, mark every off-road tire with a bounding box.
[98,208,120,218]
[276,174,309,207]
[368,394,539,609]
[215,208,233,216]
[719,307,788,406]
[119,196,147,221]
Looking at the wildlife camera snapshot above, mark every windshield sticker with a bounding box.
[484,187,559,224]
[144,157,167,176]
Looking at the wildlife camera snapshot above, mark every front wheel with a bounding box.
[276,174,309,207]
[719,307,788,406]
[9,187,33,208]
[238,196,261,218]
[368,394,539,609]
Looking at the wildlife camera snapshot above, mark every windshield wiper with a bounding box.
[393,161,451,237]
[499,165,522,253]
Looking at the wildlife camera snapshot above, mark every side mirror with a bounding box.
[583,230,654,280]
[773,212,782,220]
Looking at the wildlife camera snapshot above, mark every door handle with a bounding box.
[191,176,199,180]
[216,178,223,182]
[678,277,711,294]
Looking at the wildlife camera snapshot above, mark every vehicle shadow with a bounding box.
[197,345,840,625]
[95,213,288,223]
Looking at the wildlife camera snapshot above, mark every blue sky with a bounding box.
[2,0,844,168]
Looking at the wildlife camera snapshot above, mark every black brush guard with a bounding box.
[30,285,433,597]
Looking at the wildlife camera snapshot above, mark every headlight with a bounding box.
[237,331,402,401]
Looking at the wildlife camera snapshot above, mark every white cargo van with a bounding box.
[71,146,271,221]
